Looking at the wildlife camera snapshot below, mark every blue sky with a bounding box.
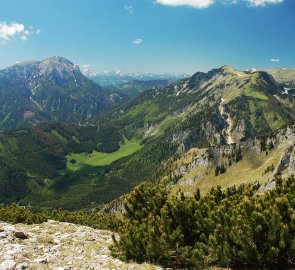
[0,0,294,73]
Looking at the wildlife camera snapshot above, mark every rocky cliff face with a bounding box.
[166,124,295,194]
[0,220,161,270]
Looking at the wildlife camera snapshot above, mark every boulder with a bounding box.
[13,231,28,239]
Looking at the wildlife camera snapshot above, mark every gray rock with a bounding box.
[0,259,16,270]
[16,262,29,270]
[0,231,7,239]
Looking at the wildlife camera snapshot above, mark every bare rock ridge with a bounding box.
[0,220,161,270]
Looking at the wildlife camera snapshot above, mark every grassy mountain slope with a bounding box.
[94,65,294,146]
[267,68,295,87]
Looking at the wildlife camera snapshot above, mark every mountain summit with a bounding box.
[0,57,127,130]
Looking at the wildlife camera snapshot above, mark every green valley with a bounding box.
[66,138,142,172]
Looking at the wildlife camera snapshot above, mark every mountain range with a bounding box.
[0,60,294,211]
[81,65,189,87]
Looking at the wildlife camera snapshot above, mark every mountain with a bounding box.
[0,57,127,130]
[266,68,295,87]
[95,65,293,144]
[1,65,295,211]
[109,79,170,97]
[81,66,189,87]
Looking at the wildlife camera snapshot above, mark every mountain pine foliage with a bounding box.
[0,204,120,231]
[112,177,295,269]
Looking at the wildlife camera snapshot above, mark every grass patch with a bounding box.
[244,87,268,101]
[51,130,68,143]
[66,138,141,172]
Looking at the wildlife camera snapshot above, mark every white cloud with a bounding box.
[132,38,143,45]
[124,5,134,14]
[154,0,284,8]
[155,0,215,8]
[0,21,40,44]
[271,58,280,62]
[0,22,24,43]
[82,64,90,68]
[245,0,283,7]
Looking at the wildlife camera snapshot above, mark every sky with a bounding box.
[0,0,294,74]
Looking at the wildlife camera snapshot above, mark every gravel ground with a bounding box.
[0,220,162,270]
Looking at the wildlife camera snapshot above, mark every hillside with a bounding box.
[1,65,295,211]
[94,65,294,146]
[0,57,127,131]
[163,123,295,196]
[267,68,295,87]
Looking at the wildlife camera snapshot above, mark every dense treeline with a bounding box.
[113,177,295,269]
[0,204,120,231]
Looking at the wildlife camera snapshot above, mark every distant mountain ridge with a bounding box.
[0,57,127,130]
[109,79,170,97]
[266,68,295,88]
[81,66,189,87]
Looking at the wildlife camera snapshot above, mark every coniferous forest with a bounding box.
[112,177,295,269]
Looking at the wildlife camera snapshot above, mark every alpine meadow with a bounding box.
[0,0,294,269]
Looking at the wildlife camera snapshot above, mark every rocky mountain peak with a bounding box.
[220,65,234,72]
[0,56,85,89]
[38,56,81,84]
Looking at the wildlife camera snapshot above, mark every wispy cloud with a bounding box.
[132,38,143,45]
[155,0,214,9]
[124,5,134,14]
[154,0,284,9]
[0,22,40,44]
[271,58,280,62]
[246,0,283,7]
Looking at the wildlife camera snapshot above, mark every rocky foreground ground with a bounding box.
[0,220,162,270]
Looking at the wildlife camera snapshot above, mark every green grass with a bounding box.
[66,138,141,172]
[244,87,268,101]
[223,86,268,104]
[51,130,68,143]
[158,116,183,135]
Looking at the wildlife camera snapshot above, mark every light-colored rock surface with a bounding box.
[0,220,162,270]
